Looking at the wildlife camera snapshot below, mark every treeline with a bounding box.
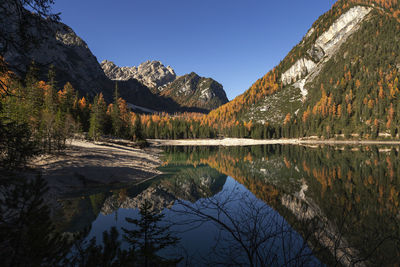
[1,59,269,165]
[0,58,331,149]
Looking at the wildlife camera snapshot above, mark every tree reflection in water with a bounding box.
[1,145,400,266]
[169,179,319,266]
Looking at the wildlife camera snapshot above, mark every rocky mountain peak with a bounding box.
[160,72,229,111]
[101,59,176,90]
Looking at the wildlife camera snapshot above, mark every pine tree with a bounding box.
[25,61,43,128]
[122,200,181,267]
[111,82,123,137]
[0,175,68,266]
[45,65,57,113]
[89,94,107,140]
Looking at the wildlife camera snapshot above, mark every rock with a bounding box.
[160,72,229,111]
[314,6,371,56]
[101,61,228,112]
[0,1,228,113]
[281,6,372,87]
[307,44,325,62]
[305,27,315,39]
[0,1,108,97]
[101,60,176,90]
[281,58,316,85]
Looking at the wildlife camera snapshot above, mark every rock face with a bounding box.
[281,6,372,91]
[0,2,208,112]
[281,58,316,85]
[101,185,176,215]
[102,60,229,112]
[101,60,176,90]
[312,6,371,58]
[160,72,229,111]
[0,0,110,97]
[0,0,178,111]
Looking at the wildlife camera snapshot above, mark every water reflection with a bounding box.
[58,145,400,266]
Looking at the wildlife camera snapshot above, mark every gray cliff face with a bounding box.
[101,60,176,90]
[0,2,182,111]
[0,1,108,97]
[101,61,229,112]
[280,6,372,94]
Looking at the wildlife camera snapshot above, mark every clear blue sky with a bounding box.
[53,0,335,100]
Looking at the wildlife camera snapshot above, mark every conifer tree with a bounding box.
[45,65,57,113]
[123,200,181,267]
[111,82,123,137]
[89,93,107,140]
[0,175,68,266]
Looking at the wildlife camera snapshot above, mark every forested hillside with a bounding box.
[205,0,400,139]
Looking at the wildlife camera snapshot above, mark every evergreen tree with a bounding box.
[89,93,107,140]
[123,200,181,267]
[0,119,38,169]
[0,175,68,266]
[25,61,43,128]
[45,65,58,113]
[111,82,123,137]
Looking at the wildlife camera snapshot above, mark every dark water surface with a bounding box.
[57,145,400,266]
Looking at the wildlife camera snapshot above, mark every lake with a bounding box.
[57,145,400,266]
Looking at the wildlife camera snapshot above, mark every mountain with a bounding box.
[0,0,180,112]
[101,60,176,91]
[0,1,229,114]
[0,0,107,97]
[208,0,400,138]
[102,61,229,112]
[159,72,229,111]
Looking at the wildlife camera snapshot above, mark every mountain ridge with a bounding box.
[101,60,176,91]
[0,1,228,114]
[102,60,229,112]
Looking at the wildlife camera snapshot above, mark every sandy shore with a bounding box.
[149,138,400,146]
[29,139,162,197]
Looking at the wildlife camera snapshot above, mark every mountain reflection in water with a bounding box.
[57,145,400,266]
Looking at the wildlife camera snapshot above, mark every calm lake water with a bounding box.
[57,145,400,266]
